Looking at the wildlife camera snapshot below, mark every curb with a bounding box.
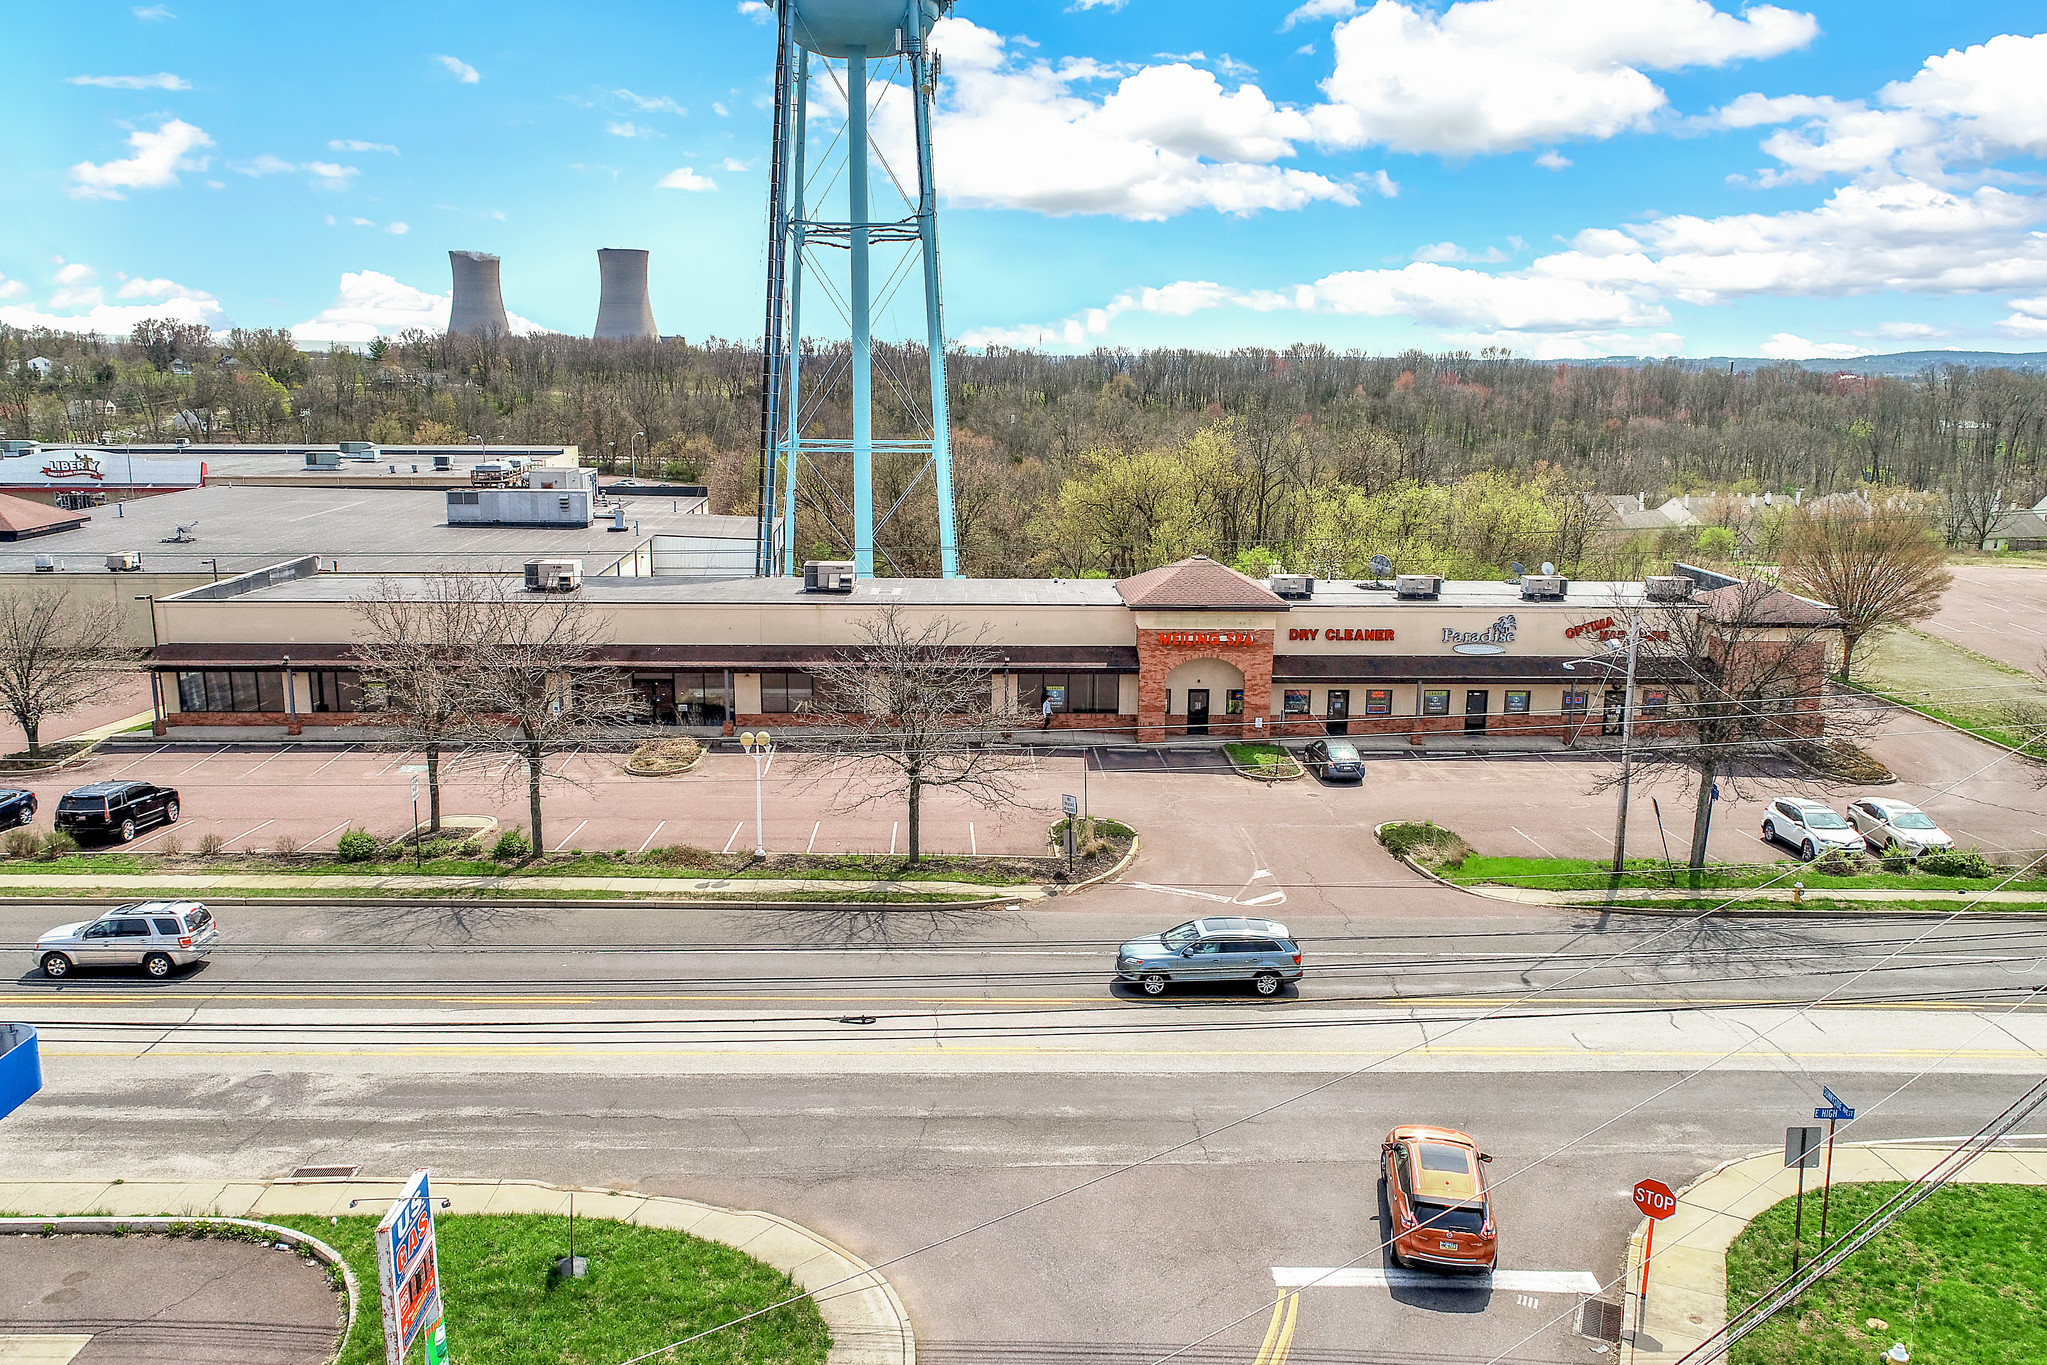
[0,893,1025,911]
[0,1215,359,1365]
[0,1177,914,1365]
[1056,835,1142,896]
[1618,1142,2047,1365]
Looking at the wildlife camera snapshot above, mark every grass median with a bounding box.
[269,1213,830,1365]
[1224,743,1302,778]
[1724,1182,2046,1365]
[1443,854,2047,896]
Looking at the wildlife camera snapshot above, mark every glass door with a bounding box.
[1326,689,1350,736]
[1464,689,1489,734]
[1186,688,1210,736]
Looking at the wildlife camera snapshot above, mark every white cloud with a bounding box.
[658,167,717,191]
[961,279,1310,348]
[1412,241,1508,263]
[434,54,480,84]
[0,276,26,301]
[67,73,189,90]
[737,0,771,22]
[721,157,750,172]
[1759,333,1872,360]
[68,118,212,200]
[614,89,685,115]
[712,101,731,117]
[1283,0,1359,30]
[1440,328,1686,359]
[1999,297,2047,339]
[1,268,225,335]
[387,222,409,235]
[330,139,399,154]
[350,217,375,227]
[1311,0,1819,156]
[305,161,359,189]
[291,270,541,345]
[131,4,174,16]
[920,18,1362,220]
[235,153,297,177]
[115,276,212,301]
[606,120,655,138]
[1069,0,1130,9]
[1865,321,1944,340]
[1534,150,1571,170]
[54,263,96,287]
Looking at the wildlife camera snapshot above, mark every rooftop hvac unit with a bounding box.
[1267,572,1314,599]
[105,552,142,573]
[804,559,856,593]
[305,449,340,468]
[432,455,452,472]
[32,555,55,573]
[1519,574,1568,600]
[524,558,583,593]
[1393,573,1440,599]
[1645,574,1694,602]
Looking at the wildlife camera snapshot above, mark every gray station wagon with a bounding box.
[37,901,218,979]
[1116,915,1304,997]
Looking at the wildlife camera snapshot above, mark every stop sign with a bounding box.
[1634,1178,1677,1220]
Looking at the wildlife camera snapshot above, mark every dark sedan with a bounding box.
[53,781,180,843]
[1301,738,1366,782]
[0,788,34,828]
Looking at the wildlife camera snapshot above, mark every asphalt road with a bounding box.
[4,901,2044,1363]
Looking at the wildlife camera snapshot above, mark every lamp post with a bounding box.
[1564,617,1641,875]
[629,431,645,480]
[739,730,775,856]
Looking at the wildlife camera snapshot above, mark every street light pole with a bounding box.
[740,731,775,856]
[630,431,645,480]
[1610,618,1640,875]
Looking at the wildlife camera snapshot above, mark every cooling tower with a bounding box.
[594,248,658,341]
[447,250,511,336]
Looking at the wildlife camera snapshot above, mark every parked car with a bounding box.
[52,781,179,843]
[37,901,218,979]
[1846,798,1956,857]
[0,787,35,828]
[1382,1124,1497,1271]
[1301,738,1366,782]
[1761,796,1865,861]
[1115,916,1304,997]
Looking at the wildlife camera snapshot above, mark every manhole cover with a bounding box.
[1580,1299,1625,1342]
[288,1165,359,1180]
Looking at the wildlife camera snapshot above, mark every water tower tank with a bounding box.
[789,0,940,57]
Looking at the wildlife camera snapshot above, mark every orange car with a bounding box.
[1381,1125,1497,1271]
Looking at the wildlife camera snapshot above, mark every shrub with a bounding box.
[158,834,182,856]
[195,832,227,855]
[643,843,713,867]
[2,829,38,859]
[40,832,78,859]
[1815,850,1858,878]
[335,829,378,863]
[1919,849,1996,879]
[1879,845,1913,875]
[1377,821,1472,870]
[490,827,530,861]
[272,834,302,856]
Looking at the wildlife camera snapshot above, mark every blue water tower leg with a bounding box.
[911,35,957,578]
[781,48,809,578]
[847,47,874,579]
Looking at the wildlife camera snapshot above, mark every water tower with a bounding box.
[756,0,959,578]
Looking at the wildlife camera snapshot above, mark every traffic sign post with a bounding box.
[1785,1125,1823,1273]
[1062,794,1079,872]
[1815,1087,1855,1254]
[1632,1178,1676,1332]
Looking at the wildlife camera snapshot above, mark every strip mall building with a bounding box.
[142,554,1836,743]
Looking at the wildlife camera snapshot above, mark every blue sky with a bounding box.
[6,0,2047,360]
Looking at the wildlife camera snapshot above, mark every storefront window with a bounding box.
[1642,688,1669,710]
[1226,689,1244,715]
[759,671,814,714]
[1283,689,1311,715]
[304,670,365,713]
[1014,672,1122,714]
[1422,689,1451,716]
[176,670,286,714]
[1562,689,1589,712]
[1364,688,1393,717]
[1504,690,1532,715]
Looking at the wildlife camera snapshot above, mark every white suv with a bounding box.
[37,902,218,979]
[1761,797,1866,861]
[1846,798,1956,857]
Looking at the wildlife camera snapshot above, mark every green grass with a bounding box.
[1377,821,1474,869]
[1855,627,2047,755]
[1224,742,1301,776]
[1599,896,2045,913]
[1724,1183,2047,1365]
[1447,855,2047,895]
[0,883,993,904]
[0,850,1039,886]
[266,1213,830,1365]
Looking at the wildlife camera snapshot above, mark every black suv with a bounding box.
[54,782,180,843]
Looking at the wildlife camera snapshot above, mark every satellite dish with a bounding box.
[1540,561,1556,576]
[1369,554,1393,577]
[1510,561,1526,579]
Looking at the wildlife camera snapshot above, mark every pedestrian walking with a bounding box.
[1042,695,1055,730]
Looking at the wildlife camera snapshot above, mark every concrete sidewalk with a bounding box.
[1620,1142,2047,1365]
[0,870,1039,902]
[0,1177,914,1365]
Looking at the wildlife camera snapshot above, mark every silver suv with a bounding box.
[1116,916,1304,997]
[37,901,218,979]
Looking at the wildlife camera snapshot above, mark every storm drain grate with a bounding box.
[288,1165,359,1181]
[1580,1298,1625,1342]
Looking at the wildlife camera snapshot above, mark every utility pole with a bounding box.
[1611,617,1640,875]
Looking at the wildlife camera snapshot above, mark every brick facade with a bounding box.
[1136,628,1273,743]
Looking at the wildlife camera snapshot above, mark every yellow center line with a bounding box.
[1251,1291,1298,1365]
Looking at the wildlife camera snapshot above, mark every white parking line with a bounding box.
[890,822,899,855]
[721,821,744,854]
[127,824,179,849]
[310,820,352,848]
[969,822,977,855]
[806,821,821,854]
[1585,825,1613,845]
[1129,880,1235,904]
[636,821,667,854]
[107,745,167,776]
[241,750,285,774]
[1509,825,1554,856]
[219,819,273,850]
[176,746,228,775]
[1273,1268,1601,1294]
[551,819,588,852]
[309,746,357,775]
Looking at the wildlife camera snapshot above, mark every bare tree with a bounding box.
[0,590,138,757]
[1585,580,1866,870]
[1777,500,1953,682]
[795,606,1025,862]
[350,574,497,834]
[457,581,636,854]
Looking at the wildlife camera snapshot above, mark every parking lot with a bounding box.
[1920,563,2047,674]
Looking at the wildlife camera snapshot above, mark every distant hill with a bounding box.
[1567,350,2047,376]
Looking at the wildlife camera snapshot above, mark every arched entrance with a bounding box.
[1164,658,1245,737]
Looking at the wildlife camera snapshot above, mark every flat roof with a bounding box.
[0,483,753,577]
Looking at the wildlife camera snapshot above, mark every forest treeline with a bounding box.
[3,322,2042,578]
